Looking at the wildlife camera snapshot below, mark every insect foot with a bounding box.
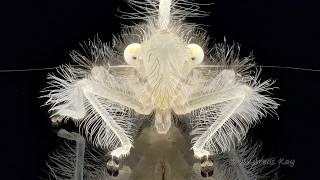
[110,145,132,158]
[106,156,120,177]
[200,156,214,178]
[193,148,211,159]
[50,115,65,125]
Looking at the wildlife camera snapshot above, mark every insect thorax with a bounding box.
[139,31,191,110]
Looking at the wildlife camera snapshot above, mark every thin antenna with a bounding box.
[258,65,320,72]
[0,67,59,73]
[0,65,319,73]
[196,65,320,72]
[158,0,171,29]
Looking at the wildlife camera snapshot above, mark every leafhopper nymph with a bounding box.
[44,0,279,179]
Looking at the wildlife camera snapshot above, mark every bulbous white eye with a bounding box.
[187,43,204,64]
[124,43,141,64]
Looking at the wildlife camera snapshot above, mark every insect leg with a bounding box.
[82,90,133,158]
[46,68,148,155]
[191,88,246,158]
[190,87,247,178]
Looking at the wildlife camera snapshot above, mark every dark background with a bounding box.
[0,0,319,179]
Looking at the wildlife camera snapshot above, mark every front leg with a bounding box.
[172,69,277,161]
[191,86,247,159]
[44,66,153,160]
[53,79,135,158]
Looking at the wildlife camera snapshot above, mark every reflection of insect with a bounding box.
[44,0,279,179]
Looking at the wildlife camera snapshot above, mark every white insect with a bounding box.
[43,0,279,179]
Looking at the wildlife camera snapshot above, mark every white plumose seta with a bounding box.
[44,0,279,178]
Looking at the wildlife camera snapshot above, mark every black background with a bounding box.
[0,0,319,179]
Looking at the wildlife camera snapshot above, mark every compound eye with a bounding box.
[187,44,204,64]
[124,43,141,64]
